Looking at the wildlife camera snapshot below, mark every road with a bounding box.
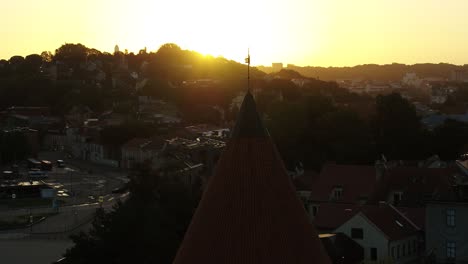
[0,151,130,264]
[0,192,129,264]
[0,239,73,264]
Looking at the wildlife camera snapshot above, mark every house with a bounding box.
[309,164,380,205]
[121,137,166,169]
[425,184,468,264]
[309,163,456,207]
[335,204,422,264]
[313,203,360,231]
[161,137,225,185]
[184,124,230,139]
[43,129,67,151]
[377,167,457,207]
[313,203,425,235]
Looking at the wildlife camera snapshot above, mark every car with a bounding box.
[57,160,65,168]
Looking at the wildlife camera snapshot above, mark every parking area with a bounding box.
[1,151,129,208]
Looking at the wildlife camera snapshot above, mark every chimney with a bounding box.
[375,159,386,182]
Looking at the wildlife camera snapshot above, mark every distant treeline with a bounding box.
[258,63,468,81]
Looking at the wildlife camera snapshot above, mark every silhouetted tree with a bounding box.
[372,93,426,159]
[63,164,195,264]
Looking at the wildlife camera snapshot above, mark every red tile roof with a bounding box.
[314,203,424,238]
[374,166,457,205]
[313,203,360,231]
[358,204,420,241]
[174,92,331,264]
[294,170,320,191]
[122,138,152,149]
[396,207,425,231]
[310,164,378,203]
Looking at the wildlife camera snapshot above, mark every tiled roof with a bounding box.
[313,203,359,231]
[294,170,320,191]
[174,91,330,264]
[359,204,420,241]
[122,138,152,149]
[374,166,457,205]
[396,207,425,231]
[315,203,423,239]
[310,164,378,203]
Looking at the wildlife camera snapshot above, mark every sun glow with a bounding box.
[3,0,468,66]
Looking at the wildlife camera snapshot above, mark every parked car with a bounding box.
[57,160,65,168]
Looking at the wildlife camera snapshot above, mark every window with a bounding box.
[408,241,411,255]
[391,247,395,259]
[397,245,400,259]
[351,228,363,239]
[402,244,406,257]
[447,242,456,259]
[413,240,417,254]
[446,209,456,227]
[393,192,403,205]
[312,206,318,217]
[332,187,343,200]
[371,248,377,261]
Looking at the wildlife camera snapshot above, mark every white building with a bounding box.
[335,204,422,264]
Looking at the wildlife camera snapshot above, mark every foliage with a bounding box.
[63,164,195,264]
[372,93,428,159]
[0,130,31,164]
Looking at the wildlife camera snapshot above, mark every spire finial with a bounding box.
[245,48,250,93]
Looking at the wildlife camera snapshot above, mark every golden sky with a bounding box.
[2,0,468,66]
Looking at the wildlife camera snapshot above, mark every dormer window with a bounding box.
[332,187,343,200]
[391,191,403,205]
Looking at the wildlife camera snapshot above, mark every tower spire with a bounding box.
[245,48,251,93]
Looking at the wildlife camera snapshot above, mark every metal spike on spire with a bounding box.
[245,48,250,93]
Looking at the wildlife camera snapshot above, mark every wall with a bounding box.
[335,213,389,263]
[388,235,420,264]
[426,203,468,264]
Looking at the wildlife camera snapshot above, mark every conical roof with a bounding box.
[173,91,331,264]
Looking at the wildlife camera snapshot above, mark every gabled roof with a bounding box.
[374,166,457,205]
[122,138,152,149]
[174,91,330,264]
[346,204,420,241]
[122,137,165,151]
[313,203,359,231]
[294,170,320,191]
[310,164,378,203]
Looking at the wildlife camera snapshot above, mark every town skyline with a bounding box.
[3,0,468,67]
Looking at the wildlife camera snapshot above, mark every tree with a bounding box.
[22,54,43,73]
[372,93,427,159]
[63,164,195,264]
[54,43,89,67]
[432,119,468,160]
[314,110,375,164]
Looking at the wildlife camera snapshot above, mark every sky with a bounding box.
[2,0,468,67]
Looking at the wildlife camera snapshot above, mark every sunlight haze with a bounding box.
[2,0,468,66]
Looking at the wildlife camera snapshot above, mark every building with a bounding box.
[173,92,331,263]
[335,204,422,264]
[121,137,166,169]
[309,164,379,206]
[272,62,283,72]
[425,185,468,264]
[184,124,230,139]
[451,70,468,83]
